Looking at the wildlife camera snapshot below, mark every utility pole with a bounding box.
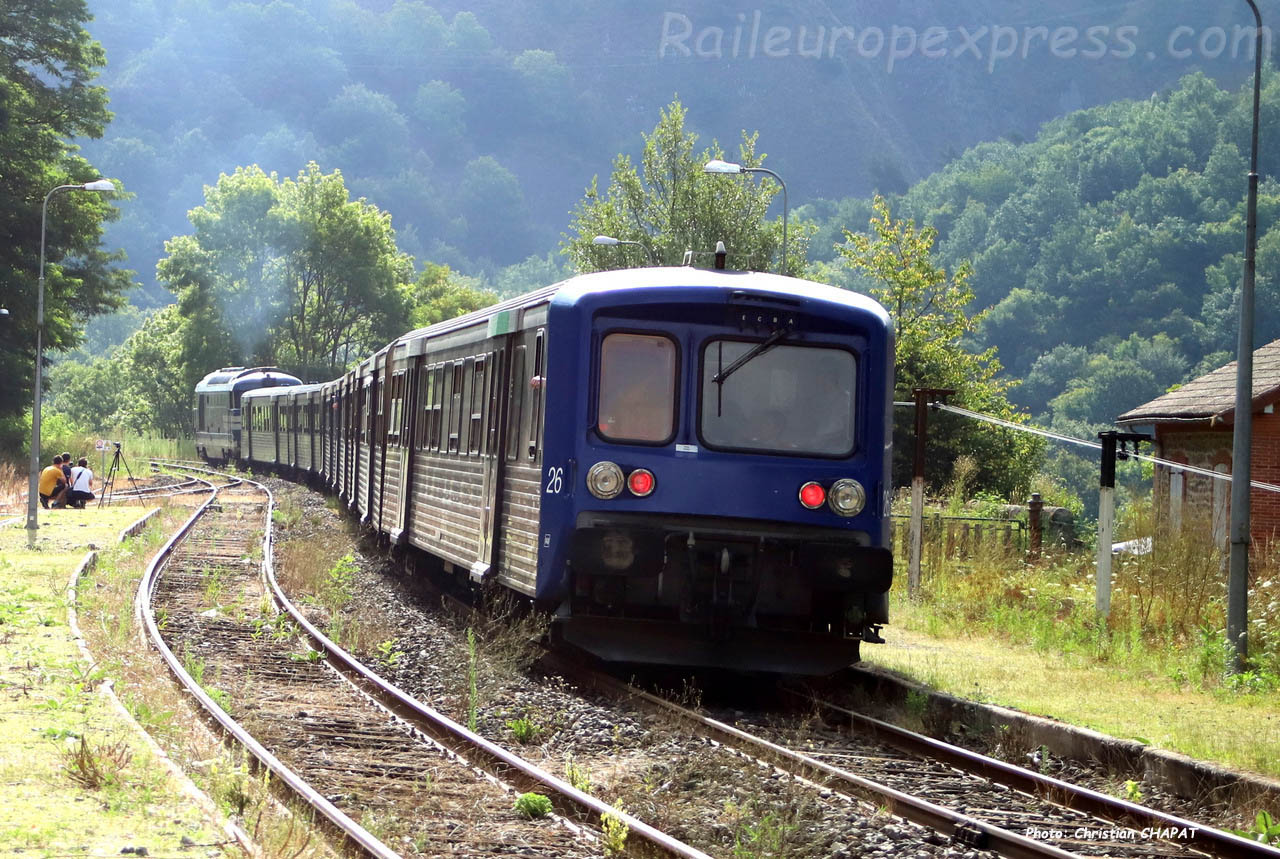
[1228,0,1264,673]
[1095,431,1150,616]
[908,388,953,598]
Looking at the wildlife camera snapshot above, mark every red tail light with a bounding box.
[627,468,655,497]
[799,481,826,509]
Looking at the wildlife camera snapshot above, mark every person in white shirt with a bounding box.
[65,458,95,509]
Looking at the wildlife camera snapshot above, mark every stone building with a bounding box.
[1116,340,1280,549]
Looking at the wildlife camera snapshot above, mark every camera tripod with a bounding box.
[98,442,141,507]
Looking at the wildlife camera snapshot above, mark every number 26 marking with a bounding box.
[545,466,564,495]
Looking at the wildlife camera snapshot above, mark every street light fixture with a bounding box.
[703,159,788,275]
[26,178,118,547]
[592,234,659,266]
[1227,0,1264,673]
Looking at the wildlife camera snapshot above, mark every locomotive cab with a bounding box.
[539,269,895,675]
[194,367,303,463]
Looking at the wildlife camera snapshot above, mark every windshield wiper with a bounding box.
[712,325,793,386]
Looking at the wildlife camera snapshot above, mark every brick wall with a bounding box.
[1154,409,1280,548]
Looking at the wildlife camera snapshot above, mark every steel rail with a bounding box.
[539,651,1186,859]
[136,474,401,859]
[259,523,713,859]
[785,688,1277,859]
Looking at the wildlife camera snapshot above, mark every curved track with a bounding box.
[536,652,1277,859]
[138,464,711,858]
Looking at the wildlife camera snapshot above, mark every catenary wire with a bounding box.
[893,400,1280,495]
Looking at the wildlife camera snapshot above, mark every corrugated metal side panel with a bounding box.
[496,462,540,594]
[320,426,330,483]
[357,443,370,519]
[297,429,312,473]
[381,446,402,533]
[370,443,382,524]
[407,453,484,568]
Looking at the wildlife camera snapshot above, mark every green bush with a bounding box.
[513,792,553,819]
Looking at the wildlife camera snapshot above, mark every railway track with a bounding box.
[134,467,1277,859]
[137,465,712,858]
[538,650,1276,859]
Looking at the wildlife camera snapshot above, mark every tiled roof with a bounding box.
[1117,340,1280,426]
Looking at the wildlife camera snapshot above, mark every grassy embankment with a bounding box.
[0,466,339,857]
[0,502,226,851]
[867,496,1280,783]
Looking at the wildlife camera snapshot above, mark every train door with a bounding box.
[392,364,416,543]
[272,400,281,464]
[472,345,510,582]
[311,393,319,473]
[350,375,365,512]
[365,370,381,523]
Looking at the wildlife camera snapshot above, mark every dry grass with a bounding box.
[0,460,25,515]
[69,503,346,858]
[61,735,133,790]
[882,494,1280,787]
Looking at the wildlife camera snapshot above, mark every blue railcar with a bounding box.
[212,266,894,674]
[538,268,893,673]
[193,367,302,463]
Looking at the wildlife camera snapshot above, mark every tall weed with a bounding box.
[896,493,1280,684]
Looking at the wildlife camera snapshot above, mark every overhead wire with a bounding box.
[892,400,1280,495]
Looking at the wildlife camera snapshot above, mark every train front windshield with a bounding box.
[701,339,856,457]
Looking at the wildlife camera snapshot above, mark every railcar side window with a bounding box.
[449,361,464,454]
[360,384,371,442]
[507,347,526,462]
[414,365,429,450]
[528,329,545,459]
[431,366,445,450]
[469,356,486,456]
[700,341,856,457]
[597,333,677,444]
[487,348,503,456]
[388,371,405,443]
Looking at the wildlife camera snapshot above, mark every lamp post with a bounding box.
[26,179,117,547]
[1227,1,1264,673]
[592,234,659,266]
[703,159,788,275]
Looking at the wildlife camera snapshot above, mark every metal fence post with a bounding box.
[1028,492,1044,561]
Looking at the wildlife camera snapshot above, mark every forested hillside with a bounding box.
[812,71,1280,437]
[81,0,1267,302]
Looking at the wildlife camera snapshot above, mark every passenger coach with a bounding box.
[224,266,895,674]
[193,367,302,463]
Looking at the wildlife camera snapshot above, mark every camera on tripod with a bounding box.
[99,440,138,508]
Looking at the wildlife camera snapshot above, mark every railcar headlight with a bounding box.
[828,478,866,517]
[586,461,625,499]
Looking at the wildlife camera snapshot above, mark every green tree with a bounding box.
[838,196,1041,497]
[1,0,130,452]
[273,163,414,377]
[563,99,808,275]
[157,163,414,381]
[112,305,194,436]
[408,264,497,328]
